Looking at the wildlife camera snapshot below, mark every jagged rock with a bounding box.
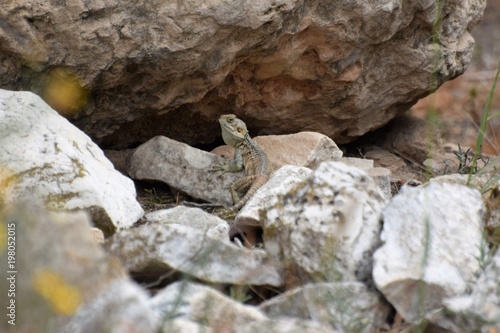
[211,131,343,171]
[373,182,485,323]
[263,161,386,288]
[150,281,337,333]
[0,89,143,233]
[0,1,485,148]
[338,157,392,198]
[260,282,390,333]
[427,247,500,331]
[0,205,154,333]
[145,206,230,243]
[231,165,312,239]
[104,222,282,286]
[128,133,342,206]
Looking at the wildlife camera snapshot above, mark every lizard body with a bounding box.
[215,114,269,212]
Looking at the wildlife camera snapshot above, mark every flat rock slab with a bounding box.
[0,89,143,233]
[373,182,485,323]
[128,135,238,206]
[145,206,230,243]
[104,223,282,286]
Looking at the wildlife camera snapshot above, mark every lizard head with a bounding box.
[218,114,248,147]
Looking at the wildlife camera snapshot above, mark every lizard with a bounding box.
[213,114,270,213]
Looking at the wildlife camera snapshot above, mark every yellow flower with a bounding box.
[33,269,82,316]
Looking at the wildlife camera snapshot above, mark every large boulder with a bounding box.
[0,89,143,233]
[0,0,486,148]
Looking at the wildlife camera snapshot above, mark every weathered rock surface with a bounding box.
[150,281,337,333]
[104,222,282,286]
[0,89,143,233]
[338,157,392,198]
[260,282,390,333]
[373,182,485,323]
[128,135,239,206]
[232,165,312,234]
[0,1,486,148]
[0,205,155,333]
[211,131,343,171]
[428,247,500,331]
[263,161,386,287]
[128,133,342,206]
[145,206,230,243]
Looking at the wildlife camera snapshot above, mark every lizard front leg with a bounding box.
[229,175,255,205]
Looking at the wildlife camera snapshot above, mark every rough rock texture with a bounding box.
[0,0,486,148]
[373,182,485,324]
[150,281,337,333]
[263,162,386,288]
[232,165,312,234]
[0,89,143,234]
[128,135,242,206]
[0,205,155,333]
[104,222,282,286]
[145,206,230,243]
[260,282,390,333]
[430,247,500,331]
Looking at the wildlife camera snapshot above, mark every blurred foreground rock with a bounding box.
[0,206,156,333]
[0,89,143,234]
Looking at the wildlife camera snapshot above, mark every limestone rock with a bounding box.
[0,89,143,233]
[145,206,230,243]
[338,157,392,198]
[150,281,336,333]
[263,161,386,287]
[211,131,343,171]
[231,165,312,237]
[260,282,390,333]
[0,1,486,148]
[128,136,238,206]
[373,182,485,323]
[431,247,500,331]
[0,205,154,333]
[104,223,282,286]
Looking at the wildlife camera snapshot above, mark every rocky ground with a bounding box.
[0,1,499,333]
